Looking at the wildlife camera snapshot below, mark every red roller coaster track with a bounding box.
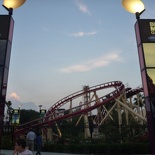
[15,81,143,136]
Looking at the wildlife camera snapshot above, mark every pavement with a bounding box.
[0,150,74,155]
[0,150,151,155]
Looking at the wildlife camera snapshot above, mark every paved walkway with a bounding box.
[0,150,77,155]
[1,150,150,155]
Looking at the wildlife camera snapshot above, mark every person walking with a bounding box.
[13,138,33,155]
[36,131,42,155]
[26,128,36,152]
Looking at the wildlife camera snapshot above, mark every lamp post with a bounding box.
[0,0,26,147]
[39,105,42,111]
[18,104,22,124]
[7,107,13,125]
[122,0,155,154]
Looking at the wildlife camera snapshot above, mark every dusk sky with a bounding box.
[0,0,155,112]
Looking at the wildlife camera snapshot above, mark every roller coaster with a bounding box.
[14,81,146,140]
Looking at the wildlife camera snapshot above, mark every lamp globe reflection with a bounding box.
[122,0,144,14]
[3,0,26,9]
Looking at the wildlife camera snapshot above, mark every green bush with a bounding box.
[1,136,150,154]
[1,135,14,150]
[42,143,150,154]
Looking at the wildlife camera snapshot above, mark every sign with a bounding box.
[137,19,155,43]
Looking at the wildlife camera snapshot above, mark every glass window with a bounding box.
[141,70,149,97]
[0,40,7,65]
[146,69,155,97]
[5,42,11,68]
[143,43,155,67]
[138,45,145,70]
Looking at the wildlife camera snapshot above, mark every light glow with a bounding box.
[122,0,145,13]
[3,0,26,9]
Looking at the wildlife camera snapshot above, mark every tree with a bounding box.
[5,101,12,109]
[5,101,13,124]
[20,109,40,124]
[133,93,145,117]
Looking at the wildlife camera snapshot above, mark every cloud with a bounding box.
[42,26,50,31]
[6,95,38,111]
[75,0,91,16]
[70,31,97,38]
[9,92,20,100]
[60,52,122,73]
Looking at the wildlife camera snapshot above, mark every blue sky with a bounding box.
[0,0,155,111]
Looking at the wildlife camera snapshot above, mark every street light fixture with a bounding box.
[0,0,26,148]
[122,0,145,19]
[2,0,26,15]
[122,0,144,13]
[3,0,26,9]
[122,0,155,154]
[39,105,42,111]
